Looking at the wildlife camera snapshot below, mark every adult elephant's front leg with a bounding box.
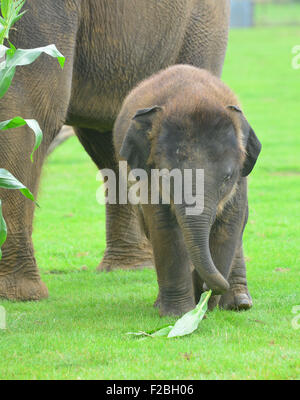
[75,128,153,271]
[0,198,48,300]
[143,205,195,316]
[0,68,74,300]
[0,124,61,300]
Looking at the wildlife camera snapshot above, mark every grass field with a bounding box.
[255,3,300,26]
[0,26,300,380]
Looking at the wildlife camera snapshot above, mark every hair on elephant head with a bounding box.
[115,65,261,296]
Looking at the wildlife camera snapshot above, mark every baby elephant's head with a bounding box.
[119,70,261,294]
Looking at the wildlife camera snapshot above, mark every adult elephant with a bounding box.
[0,0,250,310]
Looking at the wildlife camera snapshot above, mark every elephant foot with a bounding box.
[155,290,195,317]
[208,295,221,311]
[219,285,252,311]
[159,301,195,317]
[97,243,154,272]
[0,273,48,301]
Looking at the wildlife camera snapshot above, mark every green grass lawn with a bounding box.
[255,3,300,26]
[0,26,300,380]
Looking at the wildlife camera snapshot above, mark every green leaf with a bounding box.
[0,115,26,129]
[126,326,173,338]
[150,325,173,337]
[24,119,43,161]
[0,0,26,44]
[14,0,26,15]
[0,44,8,58]
[0,64,14,96]
[0,200,7,260]
[0,168,34,201]
[7,40,16,53]
[167,291,212,338]
[0,44,65,98]
[126,291,212,339]
[1,0,10,19]
[11,9,26,25]
[0,116,43,161]
[5,44,65,68]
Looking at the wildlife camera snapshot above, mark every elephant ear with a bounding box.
[227,105,262,177]
[120,106,162,173]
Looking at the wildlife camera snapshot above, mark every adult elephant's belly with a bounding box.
[66,0,192,131]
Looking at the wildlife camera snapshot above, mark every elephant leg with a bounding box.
[143,205,195,316]
[74,128,153,271]
[192,269,205,305]
[0,121,64,300]
[205,218,244,311]
[219,244,253,311]
[0,2,80,300]
[193,182,249,311]
[177,0,230,77]
[193,241,252,312]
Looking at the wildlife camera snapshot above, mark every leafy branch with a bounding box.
[0,0,26,44]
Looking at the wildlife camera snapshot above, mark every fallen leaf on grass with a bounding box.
[167,291,211,338]
[127,290,212,339]
[151,326,174,337]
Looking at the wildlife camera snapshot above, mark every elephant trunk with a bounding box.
[174,203,230,294]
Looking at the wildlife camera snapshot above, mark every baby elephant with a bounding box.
[113,65,261,316]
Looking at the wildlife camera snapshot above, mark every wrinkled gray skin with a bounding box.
[114,66,261,316]
[0,0,250,310]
